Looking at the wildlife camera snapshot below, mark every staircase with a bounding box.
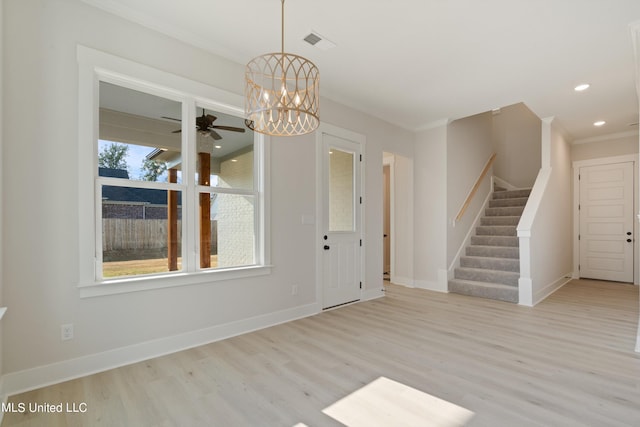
[449,188,531,303]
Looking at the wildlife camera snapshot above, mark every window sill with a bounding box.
[78,265,272,298]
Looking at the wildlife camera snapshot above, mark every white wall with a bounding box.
[1,0,415,393]
[414,124,448,290]
[518,118,573,305]
[447,112,494,265]
[492,103,541,188]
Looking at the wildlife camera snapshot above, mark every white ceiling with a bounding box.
[85,0,640,142]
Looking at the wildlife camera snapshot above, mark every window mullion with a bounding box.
[94,181,104,281]
[183,99,198,273]
[196,186,255,196]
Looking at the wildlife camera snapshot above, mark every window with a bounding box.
[78,46,270,297]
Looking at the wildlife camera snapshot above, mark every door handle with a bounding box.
[627,239,632,243]
[324,245,330,250]
[627,232,632,236]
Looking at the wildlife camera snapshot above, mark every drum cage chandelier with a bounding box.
[245,0,320,136]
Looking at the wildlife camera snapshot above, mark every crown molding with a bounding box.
[572,129,639,145]
[414,118,452,132]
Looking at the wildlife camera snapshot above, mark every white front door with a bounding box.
[579,162,634,282]
[321,132,362,309]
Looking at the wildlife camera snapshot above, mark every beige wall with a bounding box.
[492,103,541,188]
[520,119,573,305]
[0,0,4,385]
[414,125,447,290]
[631,21,640,353]
[391,154,414,285]
[447,112,494,265]
[571,135,638,162]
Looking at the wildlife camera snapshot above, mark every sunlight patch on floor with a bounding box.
[322,377,474,427]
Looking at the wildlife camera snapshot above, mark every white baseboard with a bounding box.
[533,274,573,306]
[438,269,450,292]
[414,279,448,293]
[390,276,414,287]
[362,288,385,301]
[492,176,519,191]
[2,302,319,397]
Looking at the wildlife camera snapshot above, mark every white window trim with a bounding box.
[77,45,271,298]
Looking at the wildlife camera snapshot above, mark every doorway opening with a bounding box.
[383,153,393,282]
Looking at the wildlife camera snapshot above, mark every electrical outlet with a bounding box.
[292,285,299,296]
[61,324,74,341]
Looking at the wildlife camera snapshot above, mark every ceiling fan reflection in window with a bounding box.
[163,109,245,140]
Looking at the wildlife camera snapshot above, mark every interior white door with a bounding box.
[322,133,362,309]
[579,162,634,282]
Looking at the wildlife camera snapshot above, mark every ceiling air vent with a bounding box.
[304,33,322,46]
[303,31,336,51]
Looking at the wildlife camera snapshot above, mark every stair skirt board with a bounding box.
[449,188,531,304]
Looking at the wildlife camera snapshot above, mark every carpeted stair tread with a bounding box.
[485,206,525,217]
[454,267,519,286]
[460,255,520,272]
[492,189,532,200]
[481,216,520,226]
[470,235,518,247]
[466,245,519,259]
[475,225,517,236]
[449,279,518,303]
[450,187,530,304]
[489,197,529,208]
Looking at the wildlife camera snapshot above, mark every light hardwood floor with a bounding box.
[3,279,639,426]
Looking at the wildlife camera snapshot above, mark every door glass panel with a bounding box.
[329,148,355,232]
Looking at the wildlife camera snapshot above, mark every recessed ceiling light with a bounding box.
[231,159,238,162]
[574,83,590,91]
[214,145,222,149]
[594,120,606,127]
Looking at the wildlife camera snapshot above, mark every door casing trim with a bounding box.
[572,154,639,285]
[315,123,366,309]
